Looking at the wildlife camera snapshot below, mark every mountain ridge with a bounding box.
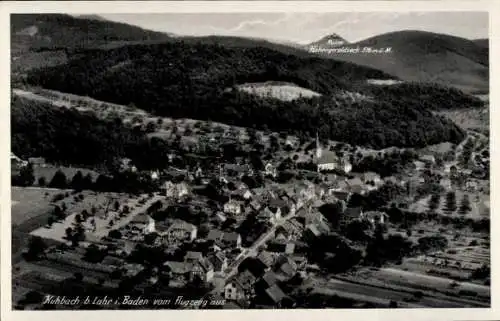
[11,13,172,53]
[306,33,349,48]
[307,30,489,93]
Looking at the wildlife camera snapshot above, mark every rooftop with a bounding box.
[344,207,363,218]
[222,232,240,243]
[167,219,196,232]
[306,224,321,237]
[164,261,192,274]
[257,251,275,267]
[207,229,224,241]
[184,251,203,262]
[131,213,153,224]
[261,271,278,287]
[265,284,287,303]
[318,151,338,165]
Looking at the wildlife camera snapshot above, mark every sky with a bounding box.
[100,12,488,44]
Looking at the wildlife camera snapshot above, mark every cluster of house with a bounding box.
[163,251,220,285]
[223,253,301,307]
[125,214,198,246]
[412,153,483,194]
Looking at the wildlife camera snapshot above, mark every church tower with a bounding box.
[315,131,323,159]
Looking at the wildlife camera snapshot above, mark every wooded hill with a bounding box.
[21,40,471,150]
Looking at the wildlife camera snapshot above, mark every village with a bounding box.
[11,115,491,309]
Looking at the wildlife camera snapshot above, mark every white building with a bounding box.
[163,181,189,198]
[150,170,160,180]
[315,133,352,173]
[265,162,277,178]
[315,133,338,171]
[224,199,242,216]
[144,216,156,234]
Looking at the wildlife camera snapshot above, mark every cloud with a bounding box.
[228,13,293,32]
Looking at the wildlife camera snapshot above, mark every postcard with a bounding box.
[1,1,498,321]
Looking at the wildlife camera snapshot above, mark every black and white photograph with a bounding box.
[3,2,495,316]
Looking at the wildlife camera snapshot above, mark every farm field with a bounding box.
[11,187,65,226]
[306,274,486,308]
[351,266,489,297]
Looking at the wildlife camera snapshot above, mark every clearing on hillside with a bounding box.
[235,82,321,101]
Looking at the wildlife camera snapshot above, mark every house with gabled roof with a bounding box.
[162,181,190,198]
[130,213,156,235]
[249,199,262,212]
[267,239,289,254]
[274,256,298,281]
[208,251,228,274]
[340,207,363,228]
[362,172,382,186]
[256,251,275,270]
[276,221,303,241]
[224,199,243,216]
[221,232,242,249]
[184,251,203,263]
[159,219,197,244]
[224,270,257,302]
[303,224,322,242]
[192,259,215,283]
[260,271,278,289]
[420,154,436,164]
[331,190,351,203]
[265,284,287,306]
[261,198,288,224]
[207,229,224,243]
[363,211,389,226]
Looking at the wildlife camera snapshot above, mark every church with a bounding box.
[315,133,352,173]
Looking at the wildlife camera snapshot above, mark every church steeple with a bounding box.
[316,131,323,159]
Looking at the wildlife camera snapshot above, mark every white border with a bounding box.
[1,2,499,321]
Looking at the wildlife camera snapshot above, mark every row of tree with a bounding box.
[428,192,473,215]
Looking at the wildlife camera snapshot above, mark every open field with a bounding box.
[236,82,322,101]
[11,187,64,226]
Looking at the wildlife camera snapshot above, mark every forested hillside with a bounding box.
[11,96,144,168]
[23,41,468,149]
[11,14,171,52]
[362,82,484,110]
